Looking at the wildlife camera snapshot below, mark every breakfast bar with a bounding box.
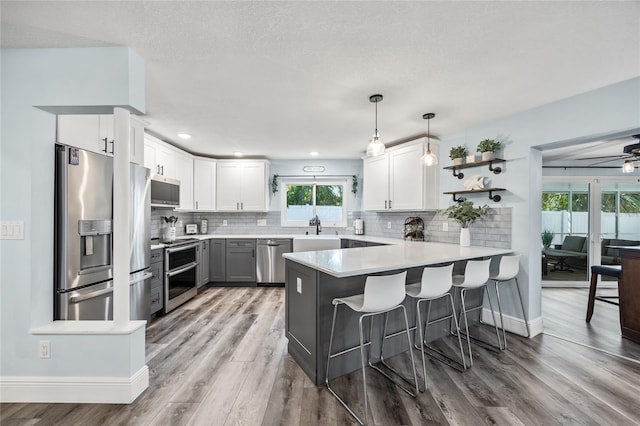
[283,242,512,385]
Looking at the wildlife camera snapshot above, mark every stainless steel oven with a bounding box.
[164,240,199,313]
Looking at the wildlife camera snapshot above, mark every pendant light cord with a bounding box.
[427,115,431,150]
[375,101,378,133]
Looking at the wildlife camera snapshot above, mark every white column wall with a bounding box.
[0,48,145,383]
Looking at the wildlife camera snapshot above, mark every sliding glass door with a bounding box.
[542,177,640,286]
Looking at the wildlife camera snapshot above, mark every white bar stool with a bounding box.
[325,271,418,425]
[405,264,467,391]
[490,254,530,348]
[452,258,502,367]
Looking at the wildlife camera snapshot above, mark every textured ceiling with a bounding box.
[2,1,639,159]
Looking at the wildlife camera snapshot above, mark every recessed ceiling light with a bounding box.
[233,151,244,157]
[177,133,191,140]
[310,151,319,156]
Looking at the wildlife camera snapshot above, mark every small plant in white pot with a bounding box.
[449,146,468,166]
[442,201,489,247]
[477,139,501,161]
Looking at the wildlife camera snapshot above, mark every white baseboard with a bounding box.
[481,309,544,338]
[0,365,149,403]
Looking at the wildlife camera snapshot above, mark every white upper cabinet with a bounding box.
[144,134,176,178]
[216,160,269,212]
[57,114,145,164]
[174,151,194,211]
[363,140,439,211]
[193,158,217,211]
[362,154,389,210]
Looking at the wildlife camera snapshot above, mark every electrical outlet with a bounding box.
[296,277,302,294]
[387,221,392,229]
[257,219,266,226]
[0,220,24,240]
[223,220,228,226]
[39,340,51,359]
[442,222,448,231]
[177,220,183,228]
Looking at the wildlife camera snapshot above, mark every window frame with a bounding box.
[280,178,348,228]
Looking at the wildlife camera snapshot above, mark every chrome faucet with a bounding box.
[309,215,322,235]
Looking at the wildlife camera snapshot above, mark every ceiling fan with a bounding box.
[576,134,640,172]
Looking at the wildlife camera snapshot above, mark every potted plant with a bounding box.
[477,139,501,161]
[442,200,489,246]
[449,145,468,166]
[541,229,554,249]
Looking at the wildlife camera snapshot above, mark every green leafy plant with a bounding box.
[541,229,554,249]
[442,201,488,228]
[449,145,468,160]
[352,175,358,195]
[477,139,501,153]
[271,174,279,194]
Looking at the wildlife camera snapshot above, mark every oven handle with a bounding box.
[165,242,199,255]
[166,261,198,278]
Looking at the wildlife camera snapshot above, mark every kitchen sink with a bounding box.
[292,235,341,252]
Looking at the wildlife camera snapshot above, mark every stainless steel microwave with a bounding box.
[150,175,180,207]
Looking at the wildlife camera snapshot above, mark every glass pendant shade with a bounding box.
[422,112,437,166]
[622,160,634,173]
[366,130,385,156]
[422,144,438,166]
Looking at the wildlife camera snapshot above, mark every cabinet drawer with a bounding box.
[150,262,163,285]
[227,239,256,248]
[151,249,163,264]
[150,287,163,314]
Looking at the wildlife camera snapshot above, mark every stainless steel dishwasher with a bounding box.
[256,239,291,285]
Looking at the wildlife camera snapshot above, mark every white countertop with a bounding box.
[150,234,405,250]
[283,242,512,278]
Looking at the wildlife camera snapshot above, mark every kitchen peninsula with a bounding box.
[283,242,512,384]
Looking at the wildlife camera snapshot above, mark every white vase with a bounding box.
[481,151,495,161]
[460,228,470,247]
[453,158,464,166]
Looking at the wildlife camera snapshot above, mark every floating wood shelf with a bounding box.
[443,187,506,202]
[443,158,505,179]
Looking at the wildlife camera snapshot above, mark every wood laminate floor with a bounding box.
[2,287,640,425]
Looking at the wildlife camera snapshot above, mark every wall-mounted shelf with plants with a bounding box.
[443,158,505,179]
[443,187,506,203]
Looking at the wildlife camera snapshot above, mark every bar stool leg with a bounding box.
[494,280,508,350]
[326,304,365,425]
[415,299,428,391]
[586,270,598,323]
[484,286,503,351]
[459,288,473,367]
[358,316,369,426]
[447,293,467,370]
[375,310,419,396]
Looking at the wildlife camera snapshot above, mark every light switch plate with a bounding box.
[442,222,448,231]
[257,219,267,226]
[223,220,228,226]
[1,221,24,240]
[296,277,302,294]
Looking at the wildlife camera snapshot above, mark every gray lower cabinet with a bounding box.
[209,239,226,282]
[226,239,256,283]
[150,248,164,315]
[199,240,210,288]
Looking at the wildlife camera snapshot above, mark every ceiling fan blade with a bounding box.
[576,154,628,161]
[588,158,626,166]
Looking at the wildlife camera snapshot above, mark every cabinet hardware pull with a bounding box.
[252,249,255,258]
[385,200,387,209]
[109,140,114,154]
[161,165,164,175]
[237,202,239,210]
[241,202,244,210]
[102,137,108,153]
[389,200,392,209]
[196,201,198,210]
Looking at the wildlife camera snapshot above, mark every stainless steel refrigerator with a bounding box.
[54,144,151,321]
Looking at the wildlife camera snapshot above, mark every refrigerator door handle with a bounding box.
[130,271,153,285]
[69,285,113,304]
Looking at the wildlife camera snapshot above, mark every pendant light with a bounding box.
[366,94,385,156]
[421,113,438,166]
[622,159,635,173]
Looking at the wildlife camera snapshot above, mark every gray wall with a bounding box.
[439,77,640,321]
